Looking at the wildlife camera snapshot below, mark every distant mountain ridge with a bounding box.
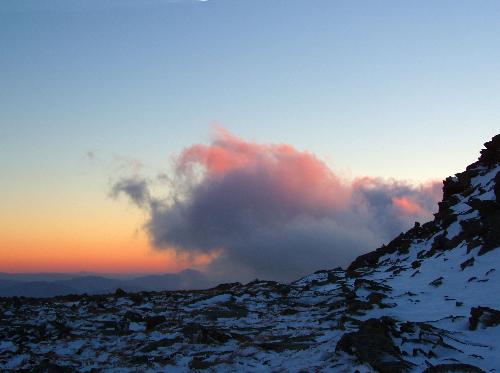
[0,269,212,297]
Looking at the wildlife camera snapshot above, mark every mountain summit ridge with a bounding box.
[1,135,499,372]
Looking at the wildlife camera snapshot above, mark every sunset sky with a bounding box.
[1,0,499,277]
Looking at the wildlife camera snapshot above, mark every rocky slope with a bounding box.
[1,135,499,372]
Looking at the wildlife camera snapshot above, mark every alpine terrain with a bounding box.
[1,135,499,372]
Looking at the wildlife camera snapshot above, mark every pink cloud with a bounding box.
[178,127,350,212]
[112,127,443,281]
[392,196,428,216]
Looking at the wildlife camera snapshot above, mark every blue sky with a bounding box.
[0,0,499,273]
[2,0,499,178]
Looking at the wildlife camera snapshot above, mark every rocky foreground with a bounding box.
[1,135,499,372]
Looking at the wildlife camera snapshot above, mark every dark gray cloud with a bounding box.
[111,130,442,282]
[110,177,151,208]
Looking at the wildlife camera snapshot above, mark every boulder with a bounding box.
[469,306,500,330]
[182,323,231,344]
[335,317,413,373]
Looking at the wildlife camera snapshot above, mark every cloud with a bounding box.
[110,177,151,208]
[112,128,442,282]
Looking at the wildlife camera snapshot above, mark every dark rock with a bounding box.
[145,315,166,330]
[182,323,231,344]
[258,341,311,352]
[431,234,450,253]
[354,279,392,292]
[478,134,500,166]
[367,292,387,304]
[140,337,182,352]
[335,317,413,373]
[442,175,470,200]
[347,231,414,276]
[346,299,373,313]
[494,172,500,202]
[429,277,444,287]
[423,363,485,373]
[123,310,143,322]
[127,355,149,365]
[201,302,248,320]
[460,257,475,270]
[213,282,241,291]
[460,219,485,240]
[31,359,72,373]
[189,357,218,370]
[128,293,143,305]
[51,321,71,339]
[469,306,500,330]
[434,200,458,226]
[114,288,127,297]
[466,199,500,255]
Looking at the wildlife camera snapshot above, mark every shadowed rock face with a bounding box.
[336,317,414,373]
[469,306,500,331]
[0,135,499,372]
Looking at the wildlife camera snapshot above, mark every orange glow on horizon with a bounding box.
[0,196,219,274]
[0,231,219,273]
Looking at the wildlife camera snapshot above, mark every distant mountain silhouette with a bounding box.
[0,269,212,297]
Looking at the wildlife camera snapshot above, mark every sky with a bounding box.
[1,0,499,279]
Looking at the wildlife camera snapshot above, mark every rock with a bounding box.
[200,301,248,320]
[423,363,485,373]
[258,341,311,352]
[442,175,470,200]
[123,310,143,322]
[367,292,387,304]
[469,306,500,330]
[213,282,241,291]
[182,323,231,344]
[347,232,414,276]
[189,357,218,370]
[128,293,143,305]
[114,288,127,297]
[494,172,500,202]
[145,315,166,331]
[51,321,71,339]
[460,219,485,240]
[478,134,500,166]
[354,279,391,292]
[31,359,72,373]
[335,317,413,373]
[460,257,475,270]
[429,277,444,287]
[140,337,182,352]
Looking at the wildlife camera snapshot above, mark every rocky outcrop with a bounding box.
[336,317,413,373]
[469,306,500,330]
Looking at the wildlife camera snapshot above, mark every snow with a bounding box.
[128,322,146,332]
[187,293,232,308]
[0,341,16,353]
